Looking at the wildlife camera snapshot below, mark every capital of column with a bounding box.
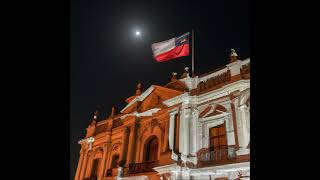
[78,137,95,144]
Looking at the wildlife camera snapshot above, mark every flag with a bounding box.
[151,32,190,62]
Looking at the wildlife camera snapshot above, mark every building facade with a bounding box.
[74,51,250,180]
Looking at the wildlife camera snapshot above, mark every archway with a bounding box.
[90,158,101,179]
[111,154,120,168]
[144,136,159,162]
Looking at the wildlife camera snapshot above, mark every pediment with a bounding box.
[121,85,183,114]
[199,104,227,118]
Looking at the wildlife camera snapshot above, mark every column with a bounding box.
[135,134,142,163]
[127,124,138,164]
[74,150,84,180]
[237,104,250,155]
[79,150,89,179]
[163,120,169,152]
[225,113,236,146]
[230,103,239,147]
[120,127,130,162]
[246,105,250,143]
[189,108,198,155]
[85,151,94,178]
[179,108,191,156]
[105,144,113,170]
[168,113,175,150]
[98,145,108,180]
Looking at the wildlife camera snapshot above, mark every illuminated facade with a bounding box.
[74,51,250,180]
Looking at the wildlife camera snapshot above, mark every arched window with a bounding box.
[209,123,227,151]
[111,155,119,168]
[144,136,159,162]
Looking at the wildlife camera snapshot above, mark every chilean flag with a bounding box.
[151,32,190,62]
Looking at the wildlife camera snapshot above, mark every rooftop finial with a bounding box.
[93,109,99,120]
[109,106,116,118]
[230,48,238,63]
[171,72,177,81]
[136,82,142,95]
[90,109,98,126]
[180,67,190,79]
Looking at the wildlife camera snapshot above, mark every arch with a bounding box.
[138,125,162,162]
[143,135,159,162]
[93,147,103,159]
[111,154,120,168]
[107,142,122,169]
[91,148,103,179]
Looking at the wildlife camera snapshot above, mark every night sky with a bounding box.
[70,0,250,179]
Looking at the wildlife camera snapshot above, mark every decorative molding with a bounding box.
[78,137,95,150]
[151,119,162,133]
[189,162,250,177]
[153,163,179,174]
[196,70,231,93]
[197,80,249,105]
[121,85,155,113]
[163,92,189,106]
[136,108,161,117]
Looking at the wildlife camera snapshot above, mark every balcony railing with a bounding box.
[128,161,157,174]
[197,146,237,164]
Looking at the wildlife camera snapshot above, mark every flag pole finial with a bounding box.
[109,106,116,118]
[136,83,142,95]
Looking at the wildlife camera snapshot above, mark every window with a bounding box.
[145,137,159,162]
[209,124,227,151]
[111,155,119,168]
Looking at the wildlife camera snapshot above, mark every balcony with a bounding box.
[197,146,237,167]
[128,161,157,174]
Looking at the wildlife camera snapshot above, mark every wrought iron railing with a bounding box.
[128,161,157,174]
[197,146,237,163]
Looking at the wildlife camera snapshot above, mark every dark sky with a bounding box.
[70,0,250,179]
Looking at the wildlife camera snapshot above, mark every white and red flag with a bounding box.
[151,32,190,62]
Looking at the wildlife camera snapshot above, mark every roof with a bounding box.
[121,85,183,114]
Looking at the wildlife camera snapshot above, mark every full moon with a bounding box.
[135,31,140,36]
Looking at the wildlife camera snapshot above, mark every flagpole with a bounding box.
[192,29,195,76]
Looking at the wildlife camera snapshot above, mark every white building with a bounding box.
[154,51,250,180]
